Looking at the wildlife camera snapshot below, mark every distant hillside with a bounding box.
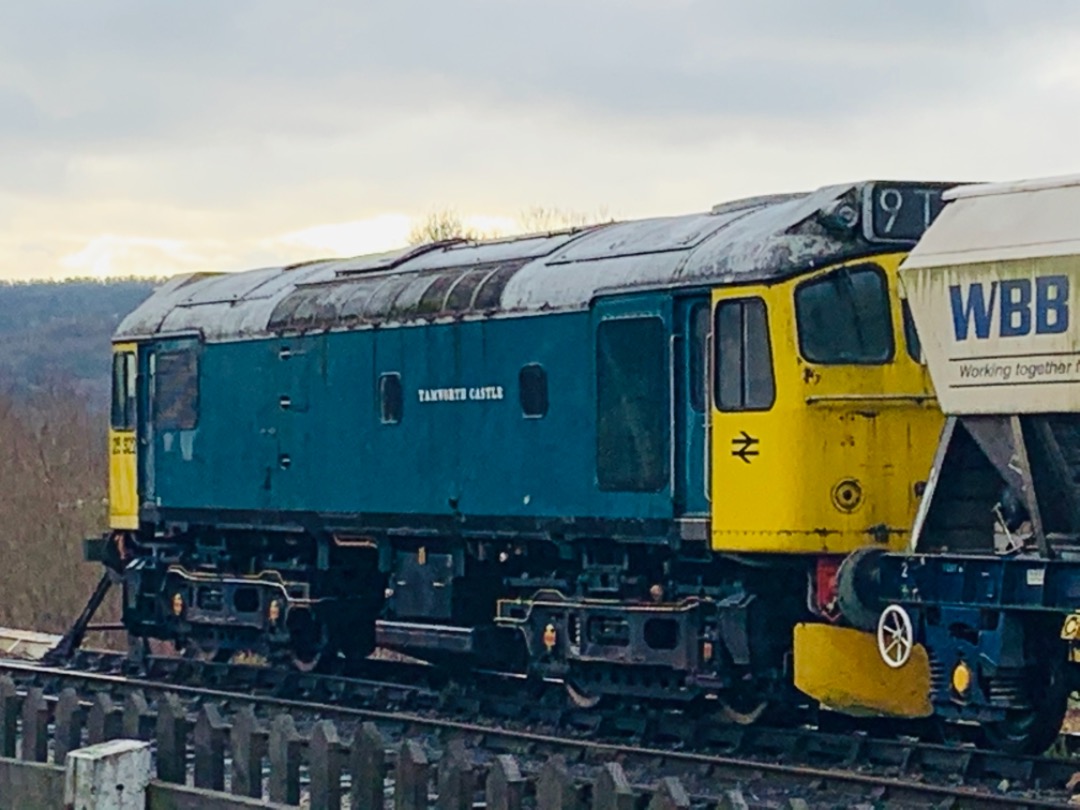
[0,278,158,410]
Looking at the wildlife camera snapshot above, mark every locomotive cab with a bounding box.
[710,254,940,556]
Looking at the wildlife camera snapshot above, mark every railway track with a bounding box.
[1,650,1079,808]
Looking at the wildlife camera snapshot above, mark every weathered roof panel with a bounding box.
[546,213,727,263]
[116,181,949,343]
[400,231,586,270]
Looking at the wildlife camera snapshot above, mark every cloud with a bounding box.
[278,216,413,257]
[1,1,1079,280]
[4,1,1078,150]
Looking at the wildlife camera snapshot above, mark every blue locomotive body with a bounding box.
[141,311,670,524]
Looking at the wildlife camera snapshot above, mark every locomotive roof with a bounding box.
[116,180,945,343]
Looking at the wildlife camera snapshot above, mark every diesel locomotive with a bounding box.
[89,180,954,719]
[802,174,1080,755]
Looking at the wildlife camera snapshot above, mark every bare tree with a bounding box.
[516,205,613,233]
[0,384,122,647]
[407,208,490,246]
[407,205,615,247]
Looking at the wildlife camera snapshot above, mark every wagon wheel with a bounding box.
[980,643,1070,755]
[876,604,914,669]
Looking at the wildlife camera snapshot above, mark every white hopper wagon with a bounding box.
[869,174,1080,754]
[902,175,1080,558]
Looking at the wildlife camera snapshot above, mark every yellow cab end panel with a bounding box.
[793,622,932,718]
[109,342,139,531]
[109,437,138,530]
[710,254,943,554]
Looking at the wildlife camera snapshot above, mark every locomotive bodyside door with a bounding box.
[707,289,779,546]
[142,336,202,511]
[592,294,673,515]
[674,296,710,521]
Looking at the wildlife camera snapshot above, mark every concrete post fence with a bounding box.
[0,674,782,809]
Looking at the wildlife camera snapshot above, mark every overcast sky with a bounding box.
[2,0,1079,281]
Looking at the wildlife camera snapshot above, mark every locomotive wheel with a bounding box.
[285,607,331,673]
[718,696,769,725]
[979,654,1069,755]
[564,678,603,709]
[183,636,231,664]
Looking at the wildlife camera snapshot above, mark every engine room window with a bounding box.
[379,373,403,424]
[110,351,137,431]
[596,317,668,492]
[689,302,709,412]
[714,298,775,411]
[153,349,199,430]
[519,364,548,418]
[795,264,894,365]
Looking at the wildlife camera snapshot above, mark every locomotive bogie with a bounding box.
[115,529,386,666]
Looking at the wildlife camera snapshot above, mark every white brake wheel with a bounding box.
[877,604,914,669]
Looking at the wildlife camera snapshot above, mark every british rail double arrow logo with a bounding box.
[731,431,759,464]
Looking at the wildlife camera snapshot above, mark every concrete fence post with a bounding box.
[395,738,431,810]
[54,687,86,765]
[20,686,49,762]
[592,762,635,810]
[87,694,123,745]
[351,721,387,810]
[537,755,580,810]
[486,754,525,810]
[269,712,303,805]
[0,675,18,758]
[155,693,188,784]
[436,736,476,810]
[63,739,151,810]
[231,704,267,799]
[193,703,228,791]
[309,719,345,810]
[121,691,154,741]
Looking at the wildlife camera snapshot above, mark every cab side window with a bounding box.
[795,264,894,364]
[596,317,667,492]
[714,298,775,411]
[901,299,922,362]
[154,348,199,430]
[110,352,137,430]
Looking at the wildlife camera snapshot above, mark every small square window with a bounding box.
[379,373,403,424]
[519,364,548,418]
